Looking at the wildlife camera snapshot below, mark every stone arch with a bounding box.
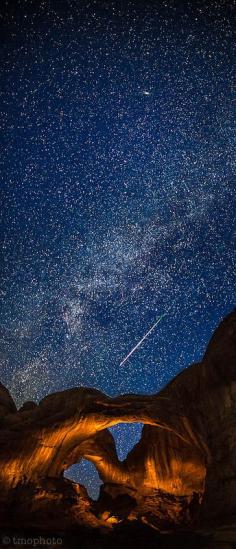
[0,309,235,530]
[58,413,206,498]
[0,387,208,496]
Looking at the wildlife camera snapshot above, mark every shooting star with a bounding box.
[120,311,168,367]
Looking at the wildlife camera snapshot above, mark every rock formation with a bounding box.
[0,309,235,543]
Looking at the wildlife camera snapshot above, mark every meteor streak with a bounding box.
[119,312,168,366]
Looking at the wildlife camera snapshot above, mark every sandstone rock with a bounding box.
[0,309,235,535]
[0,382,16,416]
[18,401,37,412]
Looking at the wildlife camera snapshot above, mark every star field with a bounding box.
[1,0,235,498]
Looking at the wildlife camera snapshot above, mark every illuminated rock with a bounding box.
[0,309,235,532]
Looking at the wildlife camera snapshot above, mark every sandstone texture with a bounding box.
[0,309,235,546]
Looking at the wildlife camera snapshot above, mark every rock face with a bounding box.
[0,382,16,416]
[0,309,235,535]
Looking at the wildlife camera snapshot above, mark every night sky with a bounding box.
[1,0,235,498]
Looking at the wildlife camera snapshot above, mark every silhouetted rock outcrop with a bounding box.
[0,382,16,416]
[0,309,235,544]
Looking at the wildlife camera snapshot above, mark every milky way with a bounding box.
[1,0,235,497]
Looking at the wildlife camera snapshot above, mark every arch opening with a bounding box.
[63,419,207,504]
[109,422,143,461]
[64,459,103,500]
[64,423,144,499]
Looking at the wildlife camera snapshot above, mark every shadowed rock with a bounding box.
[0,309,235,536]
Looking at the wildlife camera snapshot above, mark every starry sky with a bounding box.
[1,0,235,498]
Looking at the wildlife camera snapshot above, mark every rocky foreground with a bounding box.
[0,309,235,548]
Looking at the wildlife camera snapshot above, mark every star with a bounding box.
[1,0,235,499]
